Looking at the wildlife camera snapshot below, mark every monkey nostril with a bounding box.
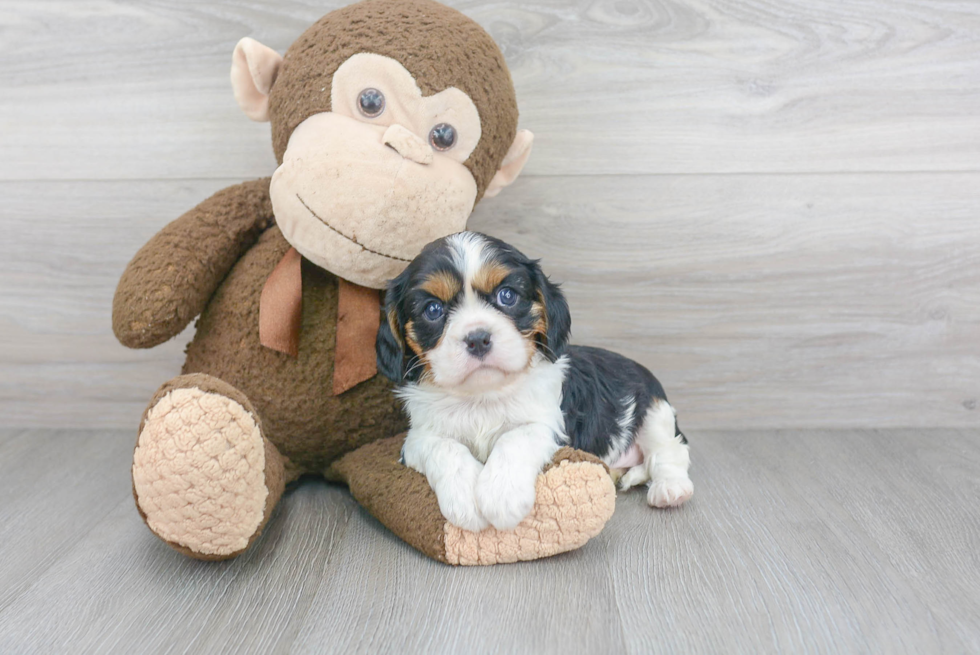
[463,329,492,359]
[382,124,433,165]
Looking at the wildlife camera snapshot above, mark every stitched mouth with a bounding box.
[296,194,411,263]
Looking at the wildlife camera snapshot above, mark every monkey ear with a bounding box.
[231,37,283,122]
[483,130,534,198]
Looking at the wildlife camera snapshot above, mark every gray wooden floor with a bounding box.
[0,427,978,654]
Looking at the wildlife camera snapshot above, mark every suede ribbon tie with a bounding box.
[259,247,379,395]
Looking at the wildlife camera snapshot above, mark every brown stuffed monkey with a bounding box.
[113,0,615,565]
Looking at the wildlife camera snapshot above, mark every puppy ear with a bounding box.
[533,263,571,361]
[376,276,408,382]
[376,308,405,382]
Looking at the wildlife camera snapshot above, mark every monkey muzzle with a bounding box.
[269,112,478,289]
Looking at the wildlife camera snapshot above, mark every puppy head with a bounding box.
[377,232,570,392]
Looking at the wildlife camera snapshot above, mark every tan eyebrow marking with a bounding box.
[471,261,512,295]
[419,270,461,302]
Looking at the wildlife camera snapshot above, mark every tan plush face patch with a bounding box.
[332,54,482,164]
[268,53,487,289]
[270,113,477,289]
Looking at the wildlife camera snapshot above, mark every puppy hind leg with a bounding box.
[618,463,650,491]
[636,401,693,508]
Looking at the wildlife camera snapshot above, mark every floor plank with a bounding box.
[289,508,627,654]
[601,431,949,653]
[0,429,133,611]
[2,0,979,180]
[0,429,978,654]
[0,475,358,654]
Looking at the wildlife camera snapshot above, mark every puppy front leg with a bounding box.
[402,429,489,532]
[476,424,560,531]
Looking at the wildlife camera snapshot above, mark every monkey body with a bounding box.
[182,217,407,474]
[114,0,616,564]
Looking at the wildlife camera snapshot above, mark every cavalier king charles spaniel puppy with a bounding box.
[377,232,693,532]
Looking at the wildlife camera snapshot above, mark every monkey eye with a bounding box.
[358,88,385,117]
[423,300,445,321]
[429,123,457,151]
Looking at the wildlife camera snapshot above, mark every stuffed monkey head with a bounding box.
[230,0,533,289]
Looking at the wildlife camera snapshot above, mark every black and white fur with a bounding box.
[377,232,693,532]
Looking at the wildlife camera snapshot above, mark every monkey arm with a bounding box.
[113,177,275,349]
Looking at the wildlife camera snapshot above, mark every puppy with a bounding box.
[377,232,693,532]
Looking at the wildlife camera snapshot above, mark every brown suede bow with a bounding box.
[259,247,379,394]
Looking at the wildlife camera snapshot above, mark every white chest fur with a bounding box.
[398,356,568,462]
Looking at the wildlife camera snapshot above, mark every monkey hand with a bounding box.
[113,178,274,348]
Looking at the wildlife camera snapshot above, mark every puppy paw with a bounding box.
[475,464,537,531]
[434,460,489,532]
[647,475,694,508]
[618,463,650,491]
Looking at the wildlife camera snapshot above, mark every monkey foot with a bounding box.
[333,438,616,566]
[444,448,616,566]
[132,375,284,560]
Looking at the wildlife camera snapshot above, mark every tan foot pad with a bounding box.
[132,388,268,557]
[444,459,616,566]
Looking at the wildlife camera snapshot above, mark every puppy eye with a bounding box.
[496,287,518,307]
[358,88,385,117]
[423,300,444,321]
[429,123,457,151]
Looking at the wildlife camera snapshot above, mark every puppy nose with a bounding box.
[463,329,492,359]
[382,124,432,165]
